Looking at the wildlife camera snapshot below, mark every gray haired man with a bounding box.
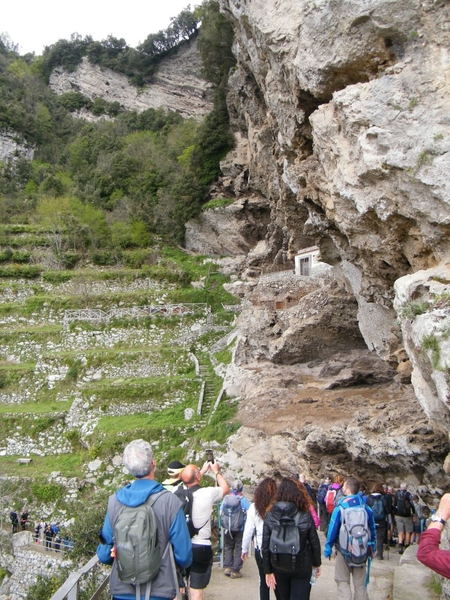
[97,439,192,600]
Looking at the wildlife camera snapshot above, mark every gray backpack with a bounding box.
[338,504,370,567]
[113,491,166,600]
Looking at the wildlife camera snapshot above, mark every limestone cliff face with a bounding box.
[209,0,450,488]
[49,40,213,120]
[0,130,34,162]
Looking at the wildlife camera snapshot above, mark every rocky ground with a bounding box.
[206,534,437,600]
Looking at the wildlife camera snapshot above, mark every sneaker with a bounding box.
[399,546,404,555]
[230,571,242,579]
[224,568,231,576]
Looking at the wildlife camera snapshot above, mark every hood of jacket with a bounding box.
[115,478,165,507]
[271,501,300,520]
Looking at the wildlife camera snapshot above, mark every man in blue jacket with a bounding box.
[324,477,376,600]
[97,439,192,600]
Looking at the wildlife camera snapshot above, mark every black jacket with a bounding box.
[262,501,321,577]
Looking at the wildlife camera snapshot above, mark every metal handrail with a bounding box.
[63,303,209,327]
[49,554,109,600]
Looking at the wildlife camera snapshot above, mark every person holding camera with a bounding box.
[181,456,230,600]
[417,493,450,578]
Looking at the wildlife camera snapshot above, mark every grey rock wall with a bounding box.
[216,0,450,433]
[49,41,213,120]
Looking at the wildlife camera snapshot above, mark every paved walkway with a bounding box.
[204,534,436,600]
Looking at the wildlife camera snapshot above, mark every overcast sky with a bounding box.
[2,0,201,55]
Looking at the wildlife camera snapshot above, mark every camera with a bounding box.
[205,449,215,464]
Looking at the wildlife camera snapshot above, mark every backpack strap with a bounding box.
[167,541,182,600]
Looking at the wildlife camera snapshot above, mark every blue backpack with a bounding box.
[317,484,328,505]
[221,494,245,535]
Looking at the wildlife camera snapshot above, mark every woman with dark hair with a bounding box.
[262,478,322,599]
[242,477,279,600]
[366,482,389,560]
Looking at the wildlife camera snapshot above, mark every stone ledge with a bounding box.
[393,544,434,600]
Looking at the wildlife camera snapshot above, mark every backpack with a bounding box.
[220,494,245,535]
[325,488,337,514]
[338,504,370,567]
[113,490,165,599]
[269,512,302,573]
[395,491,412,517]
[317,484,328,505]
[174,485,206,538]
[370,496,386,522]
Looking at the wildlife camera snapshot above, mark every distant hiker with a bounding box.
[220,479,250,578]
[294,479,320,528]
[366,483,389,560]
[34,521,41,542]
[96,439,192,600]
[384,485,395,546]
[20,509,28,530]
[418,492,450,578]
[325,474,345,531]
[44,523,53,549]
[299,474,314,502]
[241,477,279,600]
[358,484,368,504]
[324,476,376,600]
[393,482,415,554]
[263,477,322,599]
[162,460,186,492]
[317,475,332,532]
[181,460,230,600]
[10,509,19,534]
[411,494,427,544]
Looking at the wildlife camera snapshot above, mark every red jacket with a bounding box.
[417,528,450,579]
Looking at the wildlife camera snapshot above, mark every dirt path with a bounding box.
[204,533,418,600]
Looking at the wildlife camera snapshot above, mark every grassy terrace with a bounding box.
[0,235,240,483]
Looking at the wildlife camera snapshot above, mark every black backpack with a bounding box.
[395,490,412,517]
[269,512,302,573]
[174,485,207,538]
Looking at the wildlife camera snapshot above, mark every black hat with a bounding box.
[167,461,186,477]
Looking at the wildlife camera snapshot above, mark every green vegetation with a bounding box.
[202,197,235,211]
[425,573,443,597]
[400,300,430,318]
[0,5,241,575]
[0,454,85,478]
[214,347,233,365]
[422,334,441,368]
[25,570,70,600]
[0,1,234,243]
[408,96,418,110]
[39,6,199,86]
[31,481,65,502]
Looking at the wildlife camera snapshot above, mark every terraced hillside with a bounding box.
[0,224,239,525]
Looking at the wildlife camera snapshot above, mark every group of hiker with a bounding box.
[92,439,449,600]
[9,509,73,553]
[9,508,28,533]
